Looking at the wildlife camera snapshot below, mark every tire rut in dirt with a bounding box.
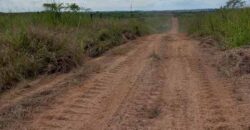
[34,60,132,130]
[106,40,166,130]
[188,49,243,130]
[156,39,199,130]
[27,38,153,130]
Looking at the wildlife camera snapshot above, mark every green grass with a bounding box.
[0,12,170,92]
[179,8,250,48]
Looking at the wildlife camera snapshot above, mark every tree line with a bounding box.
[224,0,246,8]
[43,2,90,13]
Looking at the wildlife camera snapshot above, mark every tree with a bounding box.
[42,2,85,24]
[67,3,80,12]
[43,2,65,21]
[224,0,246,8]
[43,2,81,12]
[43,3,64,12]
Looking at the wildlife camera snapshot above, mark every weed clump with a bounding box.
[149,51,161,61]
[0,27,83,92]
[218,48,250,76]
[84,24,145,57]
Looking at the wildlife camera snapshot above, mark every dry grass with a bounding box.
[0,27,83,93]
[180,8,250,48]
[0,88,58,129]
[0,12,170,93]
[0,44,119,129]
[0,13,151,93]
[149,51,161,61]
[218,48,250,76]
[0,56,104,129]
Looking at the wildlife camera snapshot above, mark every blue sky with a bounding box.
[0,0,249,12]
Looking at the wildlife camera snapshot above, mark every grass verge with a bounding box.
[179,8,250,48]
[0,12,170,93]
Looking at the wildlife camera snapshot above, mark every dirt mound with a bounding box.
[218,48,250,76]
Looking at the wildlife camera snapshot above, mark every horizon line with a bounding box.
[0,8,220,13]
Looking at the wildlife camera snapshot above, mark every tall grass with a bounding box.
[0,12,170,92]
[179,8,250,48]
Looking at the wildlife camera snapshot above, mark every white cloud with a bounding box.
[0,0,85,12]
[0,0,249,12]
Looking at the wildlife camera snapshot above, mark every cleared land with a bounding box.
[0,18,250,130]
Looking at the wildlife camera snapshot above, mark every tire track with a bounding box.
[25,34,157,130]
[152,37,199,130]
[105,35,166,130]
[186,40,243,130]
[30,57,133,130]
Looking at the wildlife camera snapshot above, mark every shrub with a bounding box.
[0,27,83,92]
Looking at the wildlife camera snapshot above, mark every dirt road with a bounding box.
[1,18,249,130]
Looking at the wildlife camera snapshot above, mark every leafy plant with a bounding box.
[224,0,246,8]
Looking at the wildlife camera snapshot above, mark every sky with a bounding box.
[0,0,249,12]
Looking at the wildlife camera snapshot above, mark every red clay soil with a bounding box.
[0,18,249,130]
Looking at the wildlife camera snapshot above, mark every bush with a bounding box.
[0,27,83,92]
[179,8,250,48]
[84,20,148,57]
